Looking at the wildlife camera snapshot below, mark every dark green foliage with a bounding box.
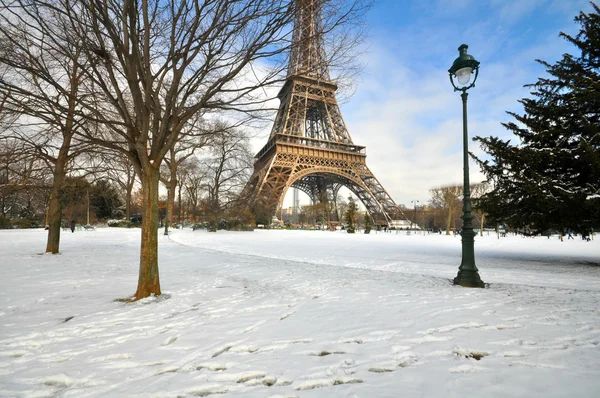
[345,196,358,233]
[60,177,89,209]
[364,211,372,234]
[0,215,10,229]
[251,201,272,226]
[11,218,38,228]
[18,203,40,227]
[474,3,600,235]
[108,220,139,228]
[90,180,123,221]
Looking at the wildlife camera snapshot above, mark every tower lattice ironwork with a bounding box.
[245,0,407,225]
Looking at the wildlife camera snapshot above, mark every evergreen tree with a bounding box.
[474,3,600,236]
[345,196,358,233]
[91,180,124,221]
[60,177,90,222]
[19,203,39,228]
[364,211,372,234]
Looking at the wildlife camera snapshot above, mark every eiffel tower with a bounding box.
[245,0,406,226]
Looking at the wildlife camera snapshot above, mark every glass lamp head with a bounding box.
[449,44,480,90]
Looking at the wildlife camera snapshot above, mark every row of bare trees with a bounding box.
[423,183,490,235]
[281,182,491,234]
[0,129,253,229]
[0,0,369,300]
[289,193,348,226]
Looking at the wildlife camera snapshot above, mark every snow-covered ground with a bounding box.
[1,228,599,397]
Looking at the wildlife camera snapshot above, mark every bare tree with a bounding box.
[1,0,369,299]
[180,158,206,223]
[334,193,348,224]
[76,0,301,299]
[471,182,490,236]
[305,190,336,227]
[0,138,49,224]
[102,152,137,221]
[202,126,253,231]
[429,184,462,235]
[0,2,95,252]
[160,116,213,229]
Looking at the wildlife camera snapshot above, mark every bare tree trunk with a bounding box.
[45,85,75,253]
[125,174,134,221]
[45,168,65,253]
[125,190,132,221]
[479,213,485,236]
[167,171,176,227]
[177,184,182,224]
[445,210,453,236]
[134,167,161,299]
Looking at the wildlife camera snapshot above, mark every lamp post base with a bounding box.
[453,269,485,288]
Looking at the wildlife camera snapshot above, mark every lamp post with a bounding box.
[448,44,484,288]
[411,200,419,233]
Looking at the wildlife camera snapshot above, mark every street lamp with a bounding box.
[448,44,484,288]
[411,200,419,233]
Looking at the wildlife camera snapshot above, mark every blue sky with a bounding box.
[337,0,594,208]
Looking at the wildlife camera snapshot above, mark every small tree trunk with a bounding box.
[124,167,135,221]
[45,165,66,254]
[479,214,485,236]
[133,167,161,299]
[45,181,62,253]
[125,184,133,221]
[167,175,176,227]
[177,184,182,223]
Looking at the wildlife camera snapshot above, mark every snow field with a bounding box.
[0,228,599,397]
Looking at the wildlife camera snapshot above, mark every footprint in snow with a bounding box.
[185,384,228,396]
[293,377,363,391]
[452,348,489,361]
[154,366,179,375]
[306,350,346,356]
[326,358,357,376]
[162,335,178,346]
[369,367,394,373]
[396,351,418,367]
[211,343,234,358]
[196,362,228,371]
[243,320,265,333]
[338,337,363,344]
[236,371,267,383]
[280,311,295,320]
[231,344,259,353]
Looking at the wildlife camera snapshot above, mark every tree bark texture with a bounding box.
[479,214,485,236]
[125,173,134,222]
[445,210,453,236]
[45,168,65,254]
[134,166,161,299]
[177,185,182,224]
[167,163,177,227]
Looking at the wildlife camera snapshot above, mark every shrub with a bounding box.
[0,215,11,229]
[11,218,38,229]
[108,219,138,228]
[364,212,372,234]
